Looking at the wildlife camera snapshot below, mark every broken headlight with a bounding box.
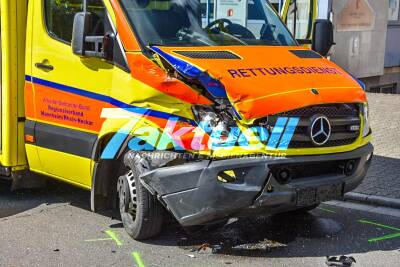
[192,105,237,142]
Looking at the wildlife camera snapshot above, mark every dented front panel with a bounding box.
[152,46,367,120]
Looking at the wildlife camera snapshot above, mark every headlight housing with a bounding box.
[192,105,237,143]
[362,102,371,137]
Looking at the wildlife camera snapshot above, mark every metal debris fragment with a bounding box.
[326,255,356,267]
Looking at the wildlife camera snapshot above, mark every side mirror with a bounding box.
[72,12,114,61]
[72,12,91,56]
[312,19,334,57]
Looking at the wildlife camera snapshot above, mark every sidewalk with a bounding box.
[345,93,400,207]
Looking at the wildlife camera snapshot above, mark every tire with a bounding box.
[117,163,163,240]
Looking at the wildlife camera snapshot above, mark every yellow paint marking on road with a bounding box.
[358,219,400,243]
[317,207,336,213]
[132,252,146,267]
[84,230,123,246]
[131,251,145,267]
[104,229,123,246]
[85,238,113,242]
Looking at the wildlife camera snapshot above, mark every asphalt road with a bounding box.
[0,180,399,267]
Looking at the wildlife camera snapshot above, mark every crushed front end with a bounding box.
[132,46,374,227]
[140,143,373,226]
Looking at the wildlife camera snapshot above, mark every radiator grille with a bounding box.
[254,104,361,148]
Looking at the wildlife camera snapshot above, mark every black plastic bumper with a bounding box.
[140,143,374,226]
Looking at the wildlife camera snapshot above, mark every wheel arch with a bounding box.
[89,116,172,213]
[90,131,156,213]
[90,132,126,213]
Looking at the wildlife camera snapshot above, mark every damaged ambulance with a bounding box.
[2,0,372,240]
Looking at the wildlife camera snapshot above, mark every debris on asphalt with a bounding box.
[177,217,289,255]
[211,244,223,254]
[326,255,356,267]
[186,254,196,258]
[187,243,224,254]
[230,238,287,253]
[198,245,213,254]
[197,243,211,252]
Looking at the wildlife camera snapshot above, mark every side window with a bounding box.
[286,0,312,40]
[44,0,106,43]
[87,0,107,37]
[44,0,128,70]
[44,0,83,43]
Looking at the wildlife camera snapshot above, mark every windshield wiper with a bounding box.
[176,28,216,46]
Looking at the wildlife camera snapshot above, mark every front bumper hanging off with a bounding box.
[140,143,374,226]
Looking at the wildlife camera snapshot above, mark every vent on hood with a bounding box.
[290,50,322,59]
[174,51,241,60]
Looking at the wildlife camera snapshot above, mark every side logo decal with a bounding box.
[100,109,300,159]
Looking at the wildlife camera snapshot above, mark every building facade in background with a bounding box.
[366,0,400,93]
[333,0,400,94]
[276,0,400,93]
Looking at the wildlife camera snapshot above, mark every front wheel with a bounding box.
[117,165,163,240]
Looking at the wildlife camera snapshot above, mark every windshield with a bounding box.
[119,0,297,47]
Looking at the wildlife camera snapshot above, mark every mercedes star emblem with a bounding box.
[310,116,331,146]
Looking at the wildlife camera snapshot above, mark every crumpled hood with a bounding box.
[154,46,367,120]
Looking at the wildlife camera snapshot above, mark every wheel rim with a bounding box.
[118,170,138,221]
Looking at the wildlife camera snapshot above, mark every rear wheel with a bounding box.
[117,164,163,240]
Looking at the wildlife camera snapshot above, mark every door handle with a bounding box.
[35,62,54,71]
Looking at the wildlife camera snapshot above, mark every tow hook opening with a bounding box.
[344,160,357,176]
[276,168,292,184]
[270,158,362,184]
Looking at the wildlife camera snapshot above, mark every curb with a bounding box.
[344,192,400,209]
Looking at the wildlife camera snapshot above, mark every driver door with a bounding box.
[28,0,114,187]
